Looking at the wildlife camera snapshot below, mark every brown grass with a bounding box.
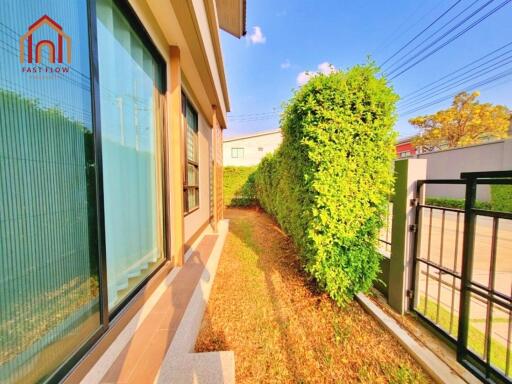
[196,208,433,383]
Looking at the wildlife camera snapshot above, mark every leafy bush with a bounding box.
[491,185,512,212]
[223,166,257,207]
[425,197,491,210]
[254,63,398,305]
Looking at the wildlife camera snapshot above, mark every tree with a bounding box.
[409,91,511,152]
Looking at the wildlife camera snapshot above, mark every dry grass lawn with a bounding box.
[196,208,433,383]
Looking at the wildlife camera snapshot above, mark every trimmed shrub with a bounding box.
[223,166,257,207]
[425,197,491,210]
[254,63,398,305]
[491,185,512,212]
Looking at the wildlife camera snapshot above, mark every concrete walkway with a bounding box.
[81,220,231,384]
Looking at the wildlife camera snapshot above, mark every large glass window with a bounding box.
[182,93,199,213]
[96,0,166,310]
[0,1,101,382]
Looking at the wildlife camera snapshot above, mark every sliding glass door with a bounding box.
[0,0,168,381]
[0,1,101,382]
[96,0,166,310]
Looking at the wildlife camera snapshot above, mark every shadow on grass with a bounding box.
[225,208,331,383]
[221,207,432,384]
[196,307,230,352]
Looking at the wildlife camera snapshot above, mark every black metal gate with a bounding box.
[411,171,512,383]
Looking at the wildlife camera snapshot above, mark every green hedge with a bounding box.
[254,63,398,305]
[425,197,491,210]
[491,185,512,212]
[223,166,257,207]
[425,190,512,212]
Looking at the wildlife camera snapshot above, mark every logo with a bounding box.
[19,15,71,74]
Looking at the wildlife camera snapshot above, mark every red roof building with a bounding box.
[396,135,417,158]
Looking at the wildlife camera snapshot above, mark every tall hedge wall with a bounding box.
[254,64,398,305]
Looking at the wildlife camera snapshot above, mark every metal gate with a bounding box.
[411,171,512,383]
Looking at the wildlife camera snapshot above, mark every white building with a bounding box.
[223,129,283,166]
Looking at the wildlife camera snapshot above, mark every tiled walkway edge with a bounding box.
[80,220,231,384]
[155,219,233,384]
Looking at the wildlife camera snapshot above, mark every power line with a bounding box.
[399,54,512,107]
[389,0,511,79]
[384,0,483,73]
[398,41,512,100]
[228,111,281,121]
[475,74,512,92]
[372,0,445,57]
[0,40,92,93]
[228,110,280,118]
[228,114,280,122]
[0,21,90,83]
[398,67,512,115]
[400,58,512,108]
[380,0,463,68]
[0,34,154,119]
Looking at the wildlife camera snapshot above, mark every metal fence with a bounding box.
[378,202,393,256]
[411,171,512,384]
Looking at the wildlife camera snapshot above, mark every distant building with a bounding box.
[223,128,511,165]
[223,129,282,166]
[396,135,417,158]
[223,130,421,164]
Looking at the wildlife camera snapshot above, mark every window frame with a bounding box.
[10,0,171,382]
[96,0,168,320]
[231,147,244,159]
[182,92,200,215]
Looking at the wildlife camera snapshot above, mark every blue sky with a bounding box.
[220,0,512,139]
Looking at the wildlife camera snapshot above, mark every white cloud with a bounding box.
[280,59,291,69]
[296,71,312,85]
[296,62,336,85]
[317,62,335,75]
[247,26,266,44]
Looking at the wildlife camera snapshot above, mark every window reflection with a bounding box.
[0,1,100,382]
[96,0,165,310]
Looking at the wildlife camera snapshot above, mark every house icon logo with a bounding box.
[19,15,71,64]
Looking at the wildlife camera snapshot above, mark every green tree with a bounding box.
[410,91,511,152]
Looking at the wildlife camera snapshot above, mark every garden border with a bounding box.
[356,293,477,384]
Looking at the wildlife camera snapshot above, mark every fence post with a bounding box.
[388,159,427,314]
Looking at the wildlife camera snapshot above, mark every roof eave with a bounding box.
[216,0,246,38]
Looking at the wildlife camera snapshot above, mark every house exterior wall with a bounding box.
[413,139,512,201]
[130,0,229,253]
[223,130,282,166]
[0,0,237,381]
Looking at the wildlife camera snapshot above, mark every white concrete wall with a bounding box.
[184,112,213,242]
[413,139,512,201]
[223,131,282,166]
